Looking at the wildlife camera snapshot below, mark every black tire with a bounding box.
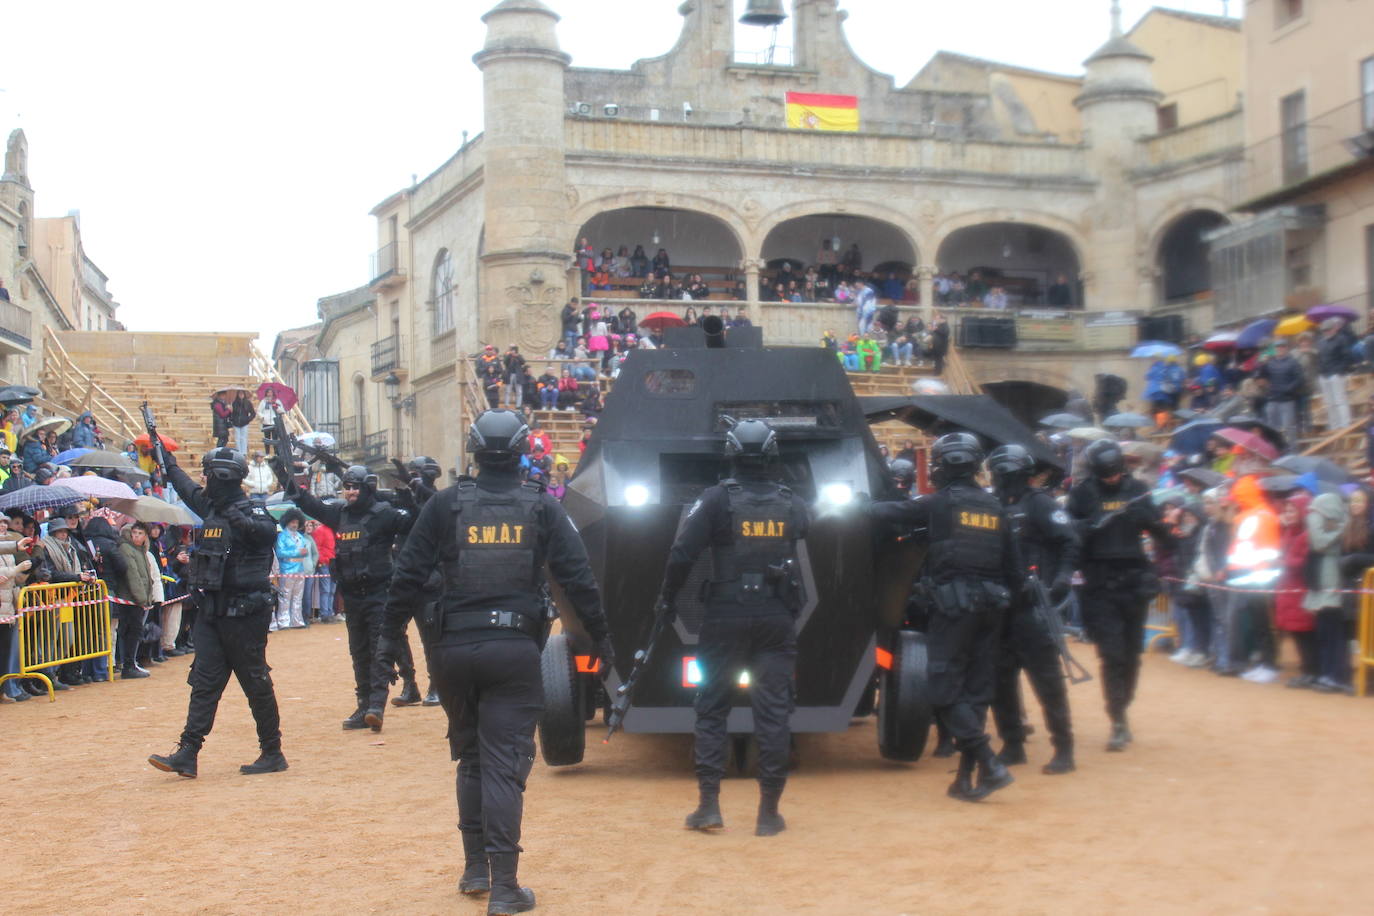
[877,630,934,762]
[538,633,586,766]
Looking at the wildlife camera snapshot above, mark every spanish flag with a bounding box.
[785,92,859,132]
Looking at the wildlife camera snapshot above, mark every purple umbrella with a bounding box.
[59,475,139,501]
[1235,318,1277,350]
[1306,303,1359,324]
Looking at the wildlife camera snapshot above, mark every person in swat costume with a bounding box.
[379,409,612,915]
[388,455,445,708]
[658,418,810,837]
[1068,438,1174,751]
[986,444,1078,775]
[148,447,285,778]
[870,432,1022,802]
[288,465,411,733]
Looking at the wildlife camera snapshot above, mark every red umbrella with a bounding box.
[255,381,298,412]
[134,432,180,452]
[638,311,688,332]
[1216,426,1278,462]
[1201,331,1238,352]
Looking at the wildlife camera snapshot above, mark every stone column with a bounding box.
[743,258,764,314]
[917,265,936,321]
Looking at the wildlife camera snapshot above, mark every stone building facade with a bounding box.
[305,1,1264,468]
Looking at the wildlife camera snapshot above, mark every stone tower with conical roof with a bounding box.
[1074,1,1162,311]
[474,0,572,349]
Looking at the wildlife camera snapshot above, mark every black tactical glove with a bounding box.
[654,596,676,623]
[1049,576,1072,604]
[162,449,178,469]
[591,635,616,681]
[376,634,403,683]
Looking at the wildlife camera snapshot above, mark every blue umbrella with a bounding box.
[1130,341,1183,359]
[1169,418,1223,454]
[1235,318,1277,349]
[52,447,94,465]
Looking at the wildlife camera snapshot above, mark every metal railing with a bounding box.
[1240,96,1374,205]
[361,430,389,464]
[371,335,400,377]
[336,415,360,451]
[0,298,33,350]
[370,241,401,283]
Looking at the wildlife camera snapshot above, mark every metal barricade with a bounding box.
[0,581,112,701]
[1144,591,1178,651]
[1357,568,1374,698]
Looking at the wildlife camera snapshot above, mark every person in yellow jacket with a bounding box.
[1219,473,1281,680]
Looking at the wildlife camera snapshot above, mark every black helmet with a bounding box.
[889,457,916,488]
[930,432,983,479]
[407,455,441,481]
[723,418,779,461]
[988,444,1034,478]
[1085,438,1126,479]
[468,409,530,462]
[201,447,248,482]
[340,465,377,494]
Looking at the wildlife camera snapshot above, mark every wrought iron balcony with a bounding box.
[371,335,400,377]
[369,241,406,288]
[0,298,33,353]
[362,430,389,465]
[336,416,360,451]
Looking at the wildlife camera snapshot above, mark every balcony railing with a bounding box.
[336,415,360,451]
[369,241,404,285]
[371,335,400,377]
[1240,96,1374,207]
[0,298,34,352]
[362,430,389,465]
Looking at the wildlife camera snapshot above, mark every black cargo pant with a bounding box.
[1081,568,1151,722]
[432,637,543,856]
[693,610,797,790]
[392,598,438,684]
[992,600,1072,750]
[927,598,1003,755]
[341,583,392,710]
[181,592,280,752]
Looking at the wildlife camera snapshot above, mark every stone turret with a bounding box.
[474,0,571,352]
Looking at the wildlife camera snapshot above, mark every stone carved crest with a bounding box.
[506,283,564,352]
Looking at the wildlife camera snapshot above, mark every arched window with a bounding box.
[432,249,455,334]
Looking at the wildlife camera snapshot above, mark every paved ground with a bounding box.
[4,624,1370,915]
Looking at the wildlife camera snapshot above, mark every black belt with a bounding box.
[442,610,541,637]
[707,578,782,602]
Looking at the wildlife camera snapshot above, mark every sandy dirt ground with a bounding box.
[4,623,1371,915]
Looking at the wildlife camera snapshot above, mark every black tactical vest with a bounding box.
[188,501,274,592]
[709,480,798,603]
[445,480,545,614]
[333,501,389,588]
[189,521,231,590]
[926,483,1006,584]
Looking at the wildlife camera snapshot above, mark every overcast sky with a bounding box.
[3,0,1234,346]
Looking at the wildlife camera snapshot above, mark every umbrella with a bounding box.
[1130,341,1183,359]
[1103,412,1152,429]
[1121,440,1163,462]
[0,384,41,406]
[256,381,298,412]
[133,432,180,452]
[1273,454,1352,485]
[1068,427,1111,440]
[1221,415,1287,453]
[69,450,150,478]
[1201,331,1239,352]
[1275,314,1314,336]
[56,475,139,501]
[1173,408,1200,421]
[1178,467,1227,490]
[1307,303,1359,324]
[127,495,201,526]
[0,484,84,513]
[1170,419,1224,453]
[1235,318,1277,349]
[212,385,249,397]
[857,394,1062,469]
[1039,412,1083,429]
[638,311,688,332]
[51,447,93,465]
[1216,427,1278,462]
[18,416,72,441]
[297,431,336,449]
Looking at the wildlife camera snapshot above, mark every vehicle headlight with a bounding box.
[623,484,650,507]
[819,482,854,506]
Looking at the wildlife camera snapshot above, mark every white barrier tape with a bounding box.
[1160,575,1374,597]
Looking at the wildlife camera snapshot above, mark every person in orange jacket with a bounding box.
[1218,468,1281,680]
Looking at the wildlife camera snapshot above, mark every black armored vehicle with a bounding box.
[539,320,933,768]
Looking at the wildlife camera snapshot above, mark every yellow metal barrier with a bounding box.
[1357,568,1374,698]
[0,581,112,701]
[1145,592,1178,650]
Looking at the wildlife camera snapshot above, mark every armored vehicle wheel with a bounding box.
[538,633,586,766]
[877,630,933,762]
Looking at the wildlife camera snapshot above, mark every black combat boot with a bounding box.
[975,746,1015,799]
[996,741,1027,766]
[148,742,198,778]
[391,679,422,706]
[1042,742,1076,775]
[755,785,786,837]
[240,740,289,775]
[1106,718,1130,752]
[458,832,490,896]
[946,751,981,802]
[684,785,724,830]
[486,852,535,915]
[342,706,368,730]
[364,707,384,732]
[932,721,956,758]
[422,686,441,707]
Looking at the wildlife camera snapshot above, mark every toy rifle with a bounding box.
[267,417,296,489]
[139,401,170,473]
[1025,572,1092,684]
[604,605,671,743]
